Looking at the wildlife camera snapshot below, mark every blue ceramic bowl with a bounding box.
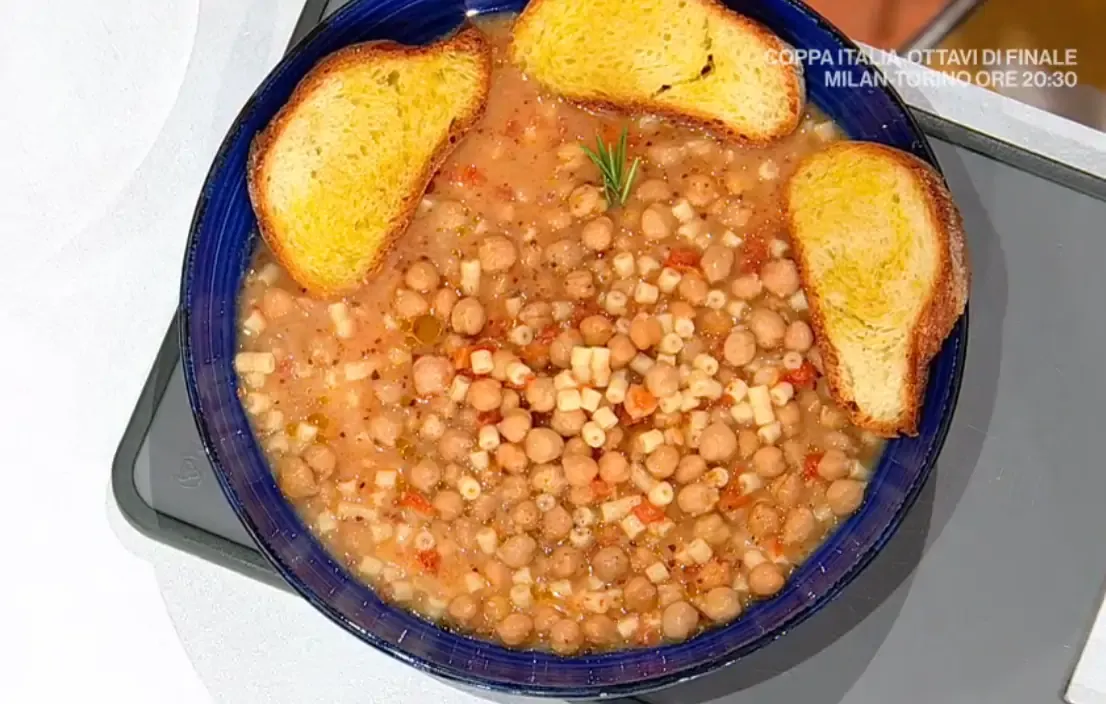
[181,0,968,697]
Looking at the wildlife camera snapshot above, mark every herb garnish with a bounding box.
[581,126,641,208]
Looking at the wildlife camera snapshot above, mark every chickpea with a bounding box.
[433,490,464,520]
[777,401,801,431]
[484,559,512,590]
[675,454,707,484]
[747,307,786,349]
[499,534,538,568]
[438,429,472,462]
[563,454,599,486]
[277,457,317,498]
[449,594,479,622]
[519,301,553,330]
[685,174,719,208]
[723,330,757,367]
[499,475,529,505]
[547,618,582,654]
[478,235,518,273]
[784,320,814,352]
[607,334,637,369]
[495,443,530,474]
[512,500,541,531]
[467,378,503,412]
[694,514,732,547]
[484,595,511,622]
[678,275,709,305]
[580,315,613,345]
[748,562,785,597]
[568,483,596,506]
[823,430,855,453]
[496,613,533,646]
[533,605,560,633]
[752,445,786,479]
[629,316,663,350]
[470,494,498,522]
[403,259,440,292]
[662,601,700,641]
[525,376,556,412]
[702,587,742,622]
[432,288,458,318]
[531,464,567,496]
[582,216,614,251]
[817,449,850,481]
[550,546,583,578]
[551,329,584,368]
[734,430,758,460]
[761,259,800,297]
[699,422,737,462]
[260,287,295,319]
[747,503,781,540]
[624,576,658,611]
[641,203,675,240]
[827,479,865,516]
[697,308,733,337]
[820,405,850,430]
[645,445,680,479]
[700,245,734,283]
[592,546,630,583]
[569,184,605,218]
[543,504,573,540]
[564,270,596,300]
[451,297,486,335]
[643,363,679,398]
[302,444,336,477]
[730,274,763,300]
[408,459,441,493]
[544,238,586,270]
[583,615,618,645]
[636,178,672,202]
[551,408,587,436]
[565,437,590,456]
[412,355,454,397]
[599,451,630,484]
[395,288,430,319]
[369,413,402,447]
[496,409,531,444]
[677,483,719,516]
[783,506,816,545]
[774,471,805,509]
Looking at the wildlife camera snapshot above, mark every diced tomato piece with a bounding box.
[536,324,560,344]
[785,360,819,388]
[482,319,508,339]
[457,164,486,186]
[518,342,550,368]
[477,410,502,425]
[740,237,770,273]
[638,626,662,647]
[718,486,752,513]
[624,385,658,419]
[590,479,613,500]
[504,119,522,139]
[665,246,702,272]
[494,184,515,201]
[633,502,667,524]
[765,538,783,557]
[803,452,824,480]
[398,491,434,515]
[571,301,602,327]
[417,550,441,573]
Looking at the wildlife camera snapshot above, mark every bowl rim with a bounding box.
[179,0,970,697]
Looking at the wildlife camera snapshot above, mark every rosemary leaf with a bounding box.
[580,126,641,208]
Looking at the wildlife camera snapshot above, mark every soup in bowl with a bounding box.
[182,0,966,697]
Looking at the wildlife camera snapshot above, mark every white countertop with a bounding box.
[1,2,1103,703]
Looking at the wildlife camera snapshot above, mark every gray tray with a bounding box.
[112,1,1106,702]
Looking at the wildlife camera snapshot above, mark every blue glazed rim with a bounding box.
[180,0,969,698]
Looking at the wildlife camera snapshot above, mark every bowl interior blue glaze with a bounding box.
[180,0,967,697]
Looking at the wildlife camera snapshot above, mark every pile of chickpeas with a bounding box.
[234,22,878,654]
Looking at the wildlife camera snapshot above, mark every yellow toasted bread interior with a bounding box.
[509,0,803,141]
[249,28,490,296]
[787,142,963,435]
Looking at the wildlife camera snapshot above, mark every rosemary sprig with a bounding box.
[580,126,641,208]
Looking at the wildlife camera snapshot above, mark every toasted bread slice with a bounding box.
[785,142,970,437]
[247,27,492,297]
[508,0,804,143]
